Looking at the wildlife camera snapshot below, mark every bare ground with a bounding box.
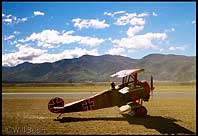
[2,97,196,135]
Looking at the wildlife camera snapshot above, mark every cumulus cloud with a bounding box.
[169,46,185,51]
[104,11,126,17]
[4,35,15,41]
[10,40,18,45]
[114,12,148,26]
[104,12,113,17]
[2,14,16,24]
[2,13,28,25]
[106,48,125,56]
[2,11,44,25]
[115,16,145,26]
[127,25,144,37]
[33,11,45,16]
[32,47,99,64]
[2,44,47,66]
[72,18,110,29]
[18,29,105,48]
[106,11,168,51]
[152,12,158,16]
[171,28,175,31]
[13,31,20,35]
[112,32,167,49]
[3,18,12,24]
[2,46,99,67]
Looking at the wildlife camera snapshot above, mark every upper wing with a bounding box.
[110,68,144,78]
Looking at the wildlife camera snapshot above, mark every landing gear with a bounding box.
[134,106,147,117]
[57,113,63,119]
[126,104,147,117]
[126,100,147,117]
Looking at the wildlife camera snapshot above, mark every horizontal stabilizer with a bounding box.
[53,107,64,110]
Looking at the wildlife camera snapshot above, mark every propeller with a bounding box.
[150,75,154,98]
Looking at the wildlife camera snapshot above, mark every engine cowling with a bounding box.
[140,80,150,101]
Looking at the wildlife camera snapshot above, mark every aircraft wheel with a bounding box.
[134,106,147,117]
[48,97,64,113]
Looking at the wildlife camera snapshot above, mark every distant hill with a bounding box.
[2,54,196,82]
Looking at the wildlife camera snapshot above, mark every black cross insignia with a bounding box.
[82,99,95,111]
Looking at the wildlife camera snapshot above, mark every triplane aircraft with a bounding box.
[48,68,155,119]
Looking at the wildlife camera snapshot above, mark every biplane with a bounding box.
[48,68,155,119]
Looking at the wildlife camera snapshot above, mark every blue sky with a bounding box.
[2,2,196,66]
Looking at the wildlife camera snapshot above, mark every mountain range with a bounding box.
[2,54,196,82]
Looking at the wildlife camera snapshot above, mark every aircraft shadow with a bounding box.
[55,115,195,135]
[54,116,125,122]
[123,114,195,135]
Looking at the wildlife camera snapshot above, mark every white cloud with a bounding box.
[4,35,15,41]
[2,12,44,25]
[73,36,105,47]
[112,32,167,49]
[2,44,47,66]
[32,47,99,64]
[72,18,110,29]
[159,48,164,52]
[3,18,12,24]
[127,25,144,37]
[19,29,105,48]
[13,31,20,35]
[2,14,28,25]
[61,30,75,35]
[108,11,168,51]
[137,13,149,17]
[34,11,45,16]
[192,20,196,24]
[10,40,18,45]
[114,11,126,15]
[104,12,113,17]
[169,46,185,51]
[114,12,148,26]
[169,46,175,51]
[106,48,125,56]
[129,17,145,26]
[152,12,158,16]
[164,27,175,33]
[104,11,126,17]
[128,49,137,53]
[2,47,99,67]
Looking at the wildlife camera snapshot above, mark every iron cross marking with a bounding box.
[82,99,95,111]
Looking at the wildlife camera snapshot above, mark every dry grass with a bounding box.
[2,84,196,93]
[2,98,196,135]
[2,86,108,93]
